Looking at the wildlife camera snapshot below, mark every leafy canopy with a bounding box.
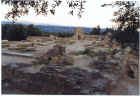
[2,0,86,21]
[102,1,139,32]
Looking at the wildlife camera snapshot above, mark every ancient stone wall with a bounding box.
[73,27,85,40]
[27,36,51,41]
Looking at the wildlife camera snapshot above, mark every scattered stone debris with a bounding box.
[2,44,9,48]
[16,43,34,48]
[123,47,139,80]
[73,27,85,40]
[7,42,36,52]
[104,32,113,48]
[34,45,74,66]
[2,64,112,95]
[2,34,139,95]
[2,50,33,58]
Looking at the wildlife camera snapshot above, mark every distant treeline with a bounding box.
[90,25,139,48]
[2,24,74,41]
[2,24,42,41]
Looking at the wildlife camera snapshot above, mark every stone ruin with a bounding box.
[2,42,139,95]
[104,32,113,48]
[122,47,139,80]
[73,27,85,40]
[7,42,36,52]
[103,32,121,49]
[49,35,58,40]
[27,36,57,42]
[2,40,9,48]
[112,39,121,49]
[34,44,74,66]
[2,63,112,94]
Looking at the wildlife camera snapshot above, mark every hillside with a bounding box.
[2,21,93,33]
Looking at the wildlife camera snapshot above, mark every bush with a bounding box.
[112,30,139,48]
[90,25,101,35]
[6,24,27,41]
[73,48,95,57]
[26,24,43,36]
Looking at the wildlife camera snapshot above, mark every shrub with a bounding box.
[73,48,95,57]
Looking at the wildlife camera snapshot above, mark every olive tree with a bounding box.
[2,0,86,21]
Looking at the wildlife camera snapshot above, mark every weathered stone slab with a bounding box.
[2,50,33,58]
[16,43,34,48]
[2,40,8,44]
[2,44,9,48]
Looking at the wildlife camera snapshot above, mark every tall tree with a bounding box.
[6,24,27,41]
[26,24,42,36]
[102,1,139,46]
[2,24,10,40]
[90,25,100,35]
[102,1,139,76]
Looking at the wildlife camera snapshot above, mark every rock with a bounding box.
[8,47,36,51]
[124,46,132,54]
[49,56,73,65]
[36,45,73,66]
[80,89,90,94]
[89,59,121,77]
[92,48,110,54]
[2,50,33,57]
[122,49,139,81]
[2,65,112,95]
[8,47,22,50]
[16,43,34,48]
[46,45,65,57]
[113,52,121,59]
[49,35,57,40]
[40,65,64,73]
[2,40,8,44]
[2,63,32,71]
[2,65,81,94]
[90,79,110,94]
[22,47,36,51]
[2,44,9,48]
[73,27,84,40]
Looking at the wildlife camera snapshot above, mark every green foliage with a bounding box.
[2,24,44,41]
[103,28,115,35]
[102,1,139,48]
[82,48,90,54]
[57,32,74,37]
[2,23,75,41]
[26,24,42,36]
[74,48,95,57]
[112,30,139,47]
[90,25,101,35]
[2,24,9,40]
[2,24,27,41]
[2,0,86,21]
[112,1,139,31]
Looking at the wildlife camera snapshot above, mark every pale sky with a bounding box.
[1,0,119,28]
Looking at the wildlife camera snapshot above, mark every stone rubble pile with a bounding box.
[35,45,74,66]
[2,64,112,94]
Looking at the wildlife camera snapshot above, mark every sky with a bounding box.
[1,0,119,28]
